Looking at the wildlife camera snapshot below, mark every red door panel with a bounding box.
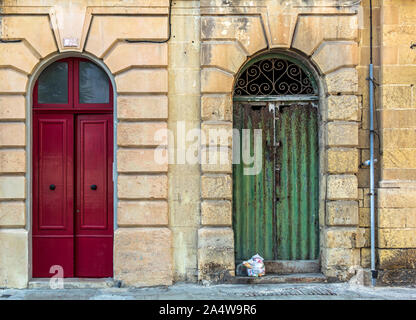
[33,113,74,277]
[33,57,114,279]
[75,114,113,277]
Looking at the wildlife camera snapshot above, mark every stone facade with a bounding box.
[0,0,414,288]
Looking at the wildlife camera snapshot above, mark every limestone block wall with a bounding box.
[198,0,363,282]
[2,0,414,288]
[0,0,173,288]
[375,0,416,285]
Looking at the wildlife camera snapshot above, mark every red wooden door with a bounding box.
[32,58,113,278]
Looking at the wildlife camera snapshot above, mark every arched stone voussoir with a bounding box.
[85,15,168,59]
[0,42,39,75]
[291,15,358,57]
[1,15,57,59]
[201,68,234,94]
[201,16,268,56]
[312,41,358,75]
[104,42,168,75]
[266,11,298,48]
[201,42,247,75]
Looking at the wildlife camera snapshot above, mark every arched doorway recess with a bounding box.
[32,57,114,278]
[233,53,320,272]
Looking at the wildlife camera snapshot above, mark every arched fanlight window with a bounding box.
[33,58,113,109]
[233,54,318,100]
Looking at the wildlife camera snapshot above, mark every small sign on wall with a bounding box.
[63,37,79,47]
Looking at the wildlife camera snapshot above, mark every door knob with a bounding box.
[91,184,97,190]
[49,184,56,191]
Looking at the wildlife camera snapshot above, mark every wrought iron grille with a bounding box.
[234,58,317,96]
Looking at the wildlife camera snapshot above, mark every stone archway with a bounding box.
[232,53,320,272]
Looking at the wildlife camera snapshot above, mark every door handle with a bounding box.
[49,184,56,191]
[91,184,97,190]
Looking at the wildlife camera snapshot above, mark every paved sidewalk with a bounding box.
[1,283,416,300]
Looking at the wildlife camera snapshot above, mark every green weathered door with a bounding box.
[233,103,319,261]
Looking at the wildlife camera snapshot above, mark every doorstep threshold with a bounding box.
[29,278,119,289]
[227,273,327,284]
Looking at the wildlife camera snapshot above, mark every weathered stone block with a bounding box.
[325,68,358,94]
[0,176,25,200]
[359,207,370,227]
[361,248,371,268]
[117,95,168,120]
[313,42,358,74]
[2,15,56,58]
[292,15,357,55]
[117,122,167,147]
[322,247,360,268]
[201,42,246,74]
[378,188,416,208]
[201,175,232,200]
[201,122,232,147]
[0,123,25,147]
[201,94,232,121]
[0,70,27,94]
[105,42,168,74]
[379,229,416,248]
[0,201,25,227]
[201,147,232,173]
[357,227,370,248]
[201,16,267,55]
[201,200,232,226]
[382,66,416,85]
[198,227,235,281]
[0,229,28,288]
[327,95,359,121]
[327,122,358,147]
[324,228,359,249]
[116,69,168,93]
[326,200,359,226]
[379,208,416,228]
[118,175,167,199]
[382,110,416,128]
[267,11,297,47]
[382,85,412,109]
[0,42,38,74]
[86,16,168,57]
[379,249,416,269]
[114,228,172,286]
[117,201,168,226]
[117,148,167,173]
[327,175,358,200]
[201,68,233,94]
[0,96,25,120]
[327,148,358,173]
[0,149,25,173]
[384,129,416,148]
[383,149,416,169]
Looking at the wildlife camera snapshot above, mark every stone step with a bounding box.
[227,273,327,285]
[29,278,120,289]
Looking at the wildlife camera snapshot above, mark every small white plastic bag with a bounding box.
[242,254,265,277]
